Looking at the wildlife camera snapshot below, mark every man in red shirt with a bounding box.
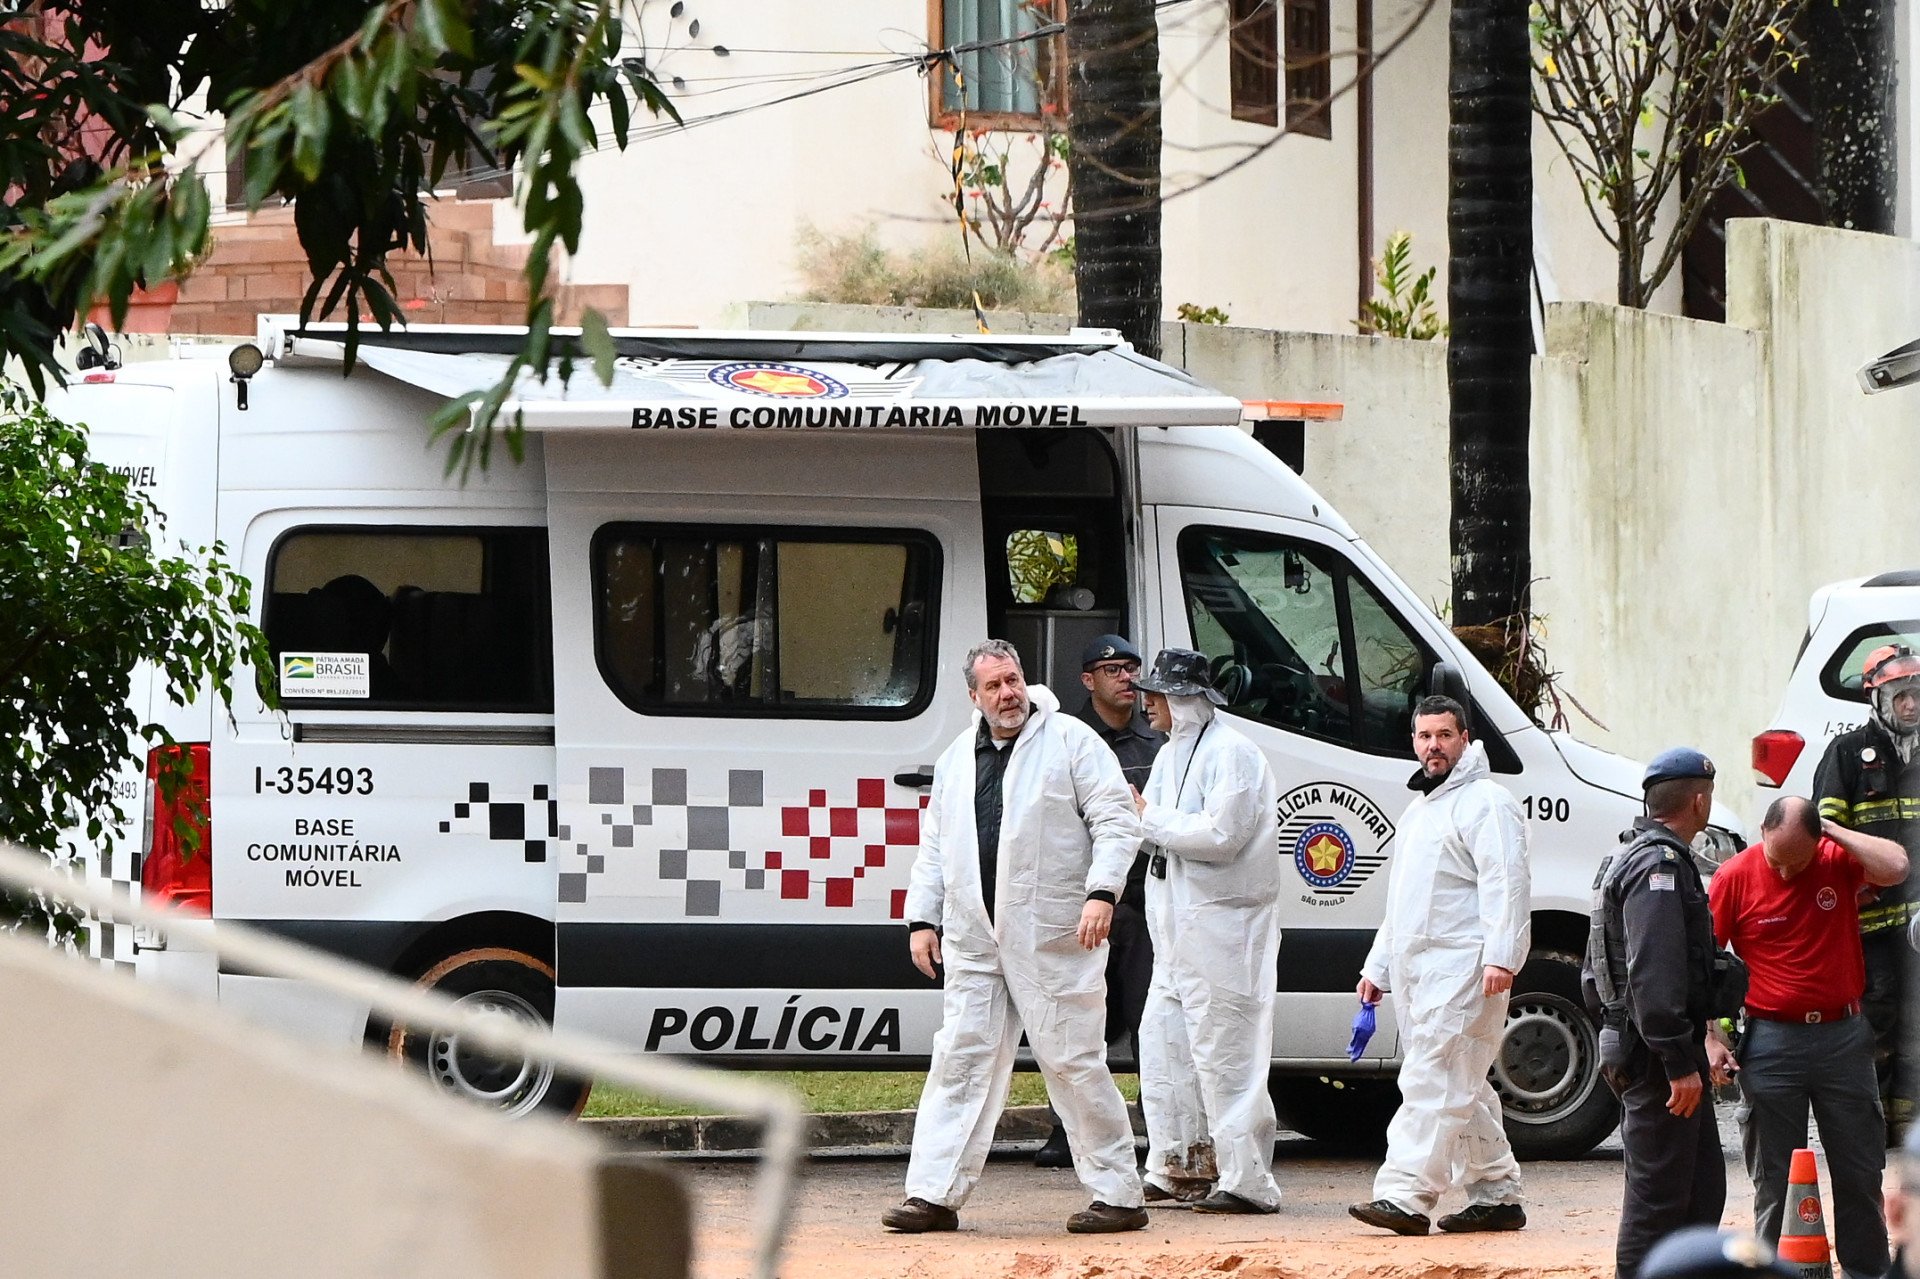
[1710,795,1908,1279]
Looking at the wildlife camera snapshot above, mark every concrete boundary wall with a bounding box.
[0,933,690,1277]
[746,221,1920,825]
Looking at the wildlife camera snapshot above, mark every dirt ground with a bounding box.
[677,1116,1759,1279]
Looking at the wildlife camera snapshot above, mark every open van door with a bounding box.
[540,424,987,1061]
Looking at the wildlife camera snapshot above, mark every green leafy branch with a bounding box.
[0,388,271,938]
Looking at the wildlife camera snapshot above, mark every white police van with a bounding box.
[54,317,1743,1157]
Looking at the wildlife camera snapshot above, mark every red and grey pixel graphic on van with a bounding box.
[554,767,927,919]
[439,782,556,862]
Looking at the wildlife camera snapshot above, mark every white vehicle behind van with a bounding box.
[1752,573,1920,794]
[53,319,1745,1158]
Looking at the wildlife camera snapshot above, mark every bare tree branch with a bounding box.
[1531,0,1807,306]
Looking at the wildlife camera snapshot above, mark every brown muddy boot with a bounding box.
[1066,1202,1149,1234]
[881,1197,958,1233]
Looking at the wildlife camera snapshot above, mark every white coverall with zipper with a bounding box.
[903,684,1146,1210]
[1361,739,1530,1216]
[1137,693,1285,1208]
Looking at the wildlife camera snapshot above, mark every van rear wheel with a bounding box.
[1495,948,1618,1159]
[387,947,590,1119]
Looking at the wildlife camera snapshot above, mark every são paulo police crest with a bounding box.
[706,361,850,399]
[1279,782,1395,901]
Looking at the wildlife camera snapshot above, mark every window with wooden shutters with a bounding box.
[1285,0,1332,139]
[930,0,1068,129]
[1228,0,1280,127]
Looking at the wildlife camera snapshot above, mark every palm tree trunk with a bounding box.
[1066,0,1162,359]
[1447,0,1533,627]
[1807,0,1897,233]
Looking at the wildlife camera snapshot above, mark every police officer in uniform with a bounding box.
[1587,748,1739,1279]
[1815,643,1920,1137]
[1032,634,1166,1168]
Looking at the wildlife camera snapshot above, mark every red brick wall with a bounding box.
[167,200,628,337]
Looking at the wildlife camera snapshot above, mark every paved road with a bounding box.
[675,1109,1760,1279]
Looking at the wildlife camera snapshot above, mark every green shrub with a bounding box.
[796,225,1073,314]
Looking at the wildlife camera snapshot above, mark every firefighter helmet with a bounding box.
[1863,644,1920,690]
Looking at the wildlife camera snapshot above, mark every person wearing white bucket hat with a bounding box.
[1132,647,1284,1214]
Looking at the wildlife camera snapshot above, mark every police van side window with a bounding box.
[265,527,553,711]
[594,524,940,719]
[1176,526,1434,757]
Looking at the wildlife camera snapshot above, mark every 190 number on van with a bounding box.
[254,765,374,796]
[1524,795,1571,822]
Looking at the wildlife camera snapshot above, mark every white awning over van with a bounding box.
[268,322,1247,431]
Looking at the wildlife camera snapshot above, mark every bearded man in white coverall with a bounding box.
[1349,694,1531,1237]
[1131,648,1284,1215]
[882,639,1149,1236]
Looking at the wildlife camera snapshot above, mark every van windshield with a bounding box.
[1177,527,1431,756]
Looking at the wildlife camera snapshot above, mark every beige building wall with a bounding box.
[549,1,1683,333]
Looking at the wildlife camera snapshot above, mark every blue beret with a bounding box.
[1643,747,1716,790]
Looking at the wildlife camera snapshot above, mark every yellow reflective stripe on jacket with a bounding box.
[1862,901,1913,933]
[1824,797,1920,827]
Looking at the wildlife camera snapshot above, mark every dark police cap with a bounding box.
[1080,634,1143,670]
[1133,648,1227,706]
[1643,747,1716,791]
[1639,1227,1792,1279]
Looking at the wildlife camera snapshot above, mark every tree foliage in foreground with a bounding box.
[0,0,678,470]
[0,389,268,934]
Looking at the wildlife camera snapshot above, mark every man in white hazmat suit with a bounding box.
[1132,647,1284,1214]
[1350,694,1530,1237]
[882,639,1149,1235]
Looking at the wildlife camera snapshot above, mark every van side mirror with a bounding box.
[1427,661,1472,732]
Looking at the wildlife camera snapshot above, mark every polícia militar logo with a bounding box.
[708,362,850,399]
[1295,821,1356,888]
[1279,782,1395,899]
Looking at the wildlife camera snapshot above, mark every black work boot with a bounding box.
[1348,1199,1431,1236]
[1191,1189,1278,1215]
[881,1198,958,1233]
[1033,1124,1074,1169]
[1436,1202,1526,1233]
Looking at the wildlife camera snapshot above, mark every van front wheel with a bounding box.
[387,947,590,1119]
[1494,948,1618,1159]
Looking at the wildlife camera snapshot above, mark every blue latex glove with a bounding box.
[1347,1000,1377,1062]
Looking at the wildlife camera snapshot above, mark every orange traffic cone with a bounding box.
[1777,1148,1835,1279]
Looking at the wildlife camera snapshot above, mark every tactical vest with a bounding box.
[1585,825,1740,1027]
[1586,848,1632,1025]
